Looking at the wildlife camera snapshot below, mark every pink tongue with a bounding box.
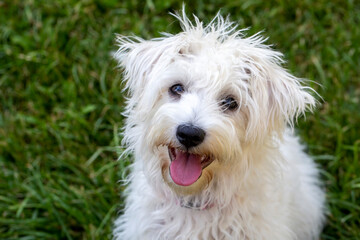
[170,151,202,186]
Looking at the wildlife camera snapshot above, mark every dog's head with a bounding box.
[115,11,315,197]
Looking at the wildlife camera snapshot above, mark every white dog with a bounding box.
[113,10,325,240]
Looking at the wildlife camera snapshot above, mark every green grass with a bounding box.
[0,0,359,239]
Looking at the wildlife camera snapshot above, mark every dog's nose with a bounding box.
[176,124,206,148]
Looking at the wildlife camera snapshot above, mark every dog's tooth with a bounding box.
[168,146,177,161]
[168,147,173,161]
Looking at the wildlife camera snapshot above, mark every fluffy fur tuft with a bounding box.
[113,9,325,240]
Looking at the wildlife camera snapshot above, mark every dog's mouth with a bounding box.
[168,147,214,187]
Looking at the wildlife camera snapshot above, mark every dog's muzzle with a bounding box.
[160,124,217,195]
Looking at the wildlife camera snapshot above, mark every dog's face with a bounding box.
[146,50,248,195]
[115,14,315,197]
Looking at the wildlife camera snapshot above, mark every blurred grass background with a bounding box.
[0,0,359,239]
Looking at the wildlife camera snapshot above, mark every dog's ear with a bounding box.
[243,49,316,139]
[265,64,316,132]
[114,36,172,98]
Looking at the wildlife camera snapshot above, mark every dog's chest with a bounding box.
[143,202,250,240]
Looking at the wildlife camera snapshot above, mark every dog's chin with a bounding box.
[161,146,216,196]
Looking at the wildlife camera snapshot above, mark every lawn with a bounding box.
[0,0,359,239]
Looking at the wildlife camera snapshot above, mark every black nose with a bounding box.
[176,124,206,148]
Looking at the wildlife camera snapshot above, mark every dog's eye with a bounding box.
[221,96,238,111]
[169,84,185,97]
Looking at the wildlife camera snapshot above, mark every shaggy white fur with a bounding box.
[113,9,325,240]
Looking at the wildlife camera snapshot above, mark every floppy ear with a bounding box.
[265,64,316,131]
[243,48,316,140]
[114,36,174,99]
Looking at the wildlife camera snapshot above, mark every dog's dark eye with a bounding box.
[169,84,185,97]
[221,96,238,111]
